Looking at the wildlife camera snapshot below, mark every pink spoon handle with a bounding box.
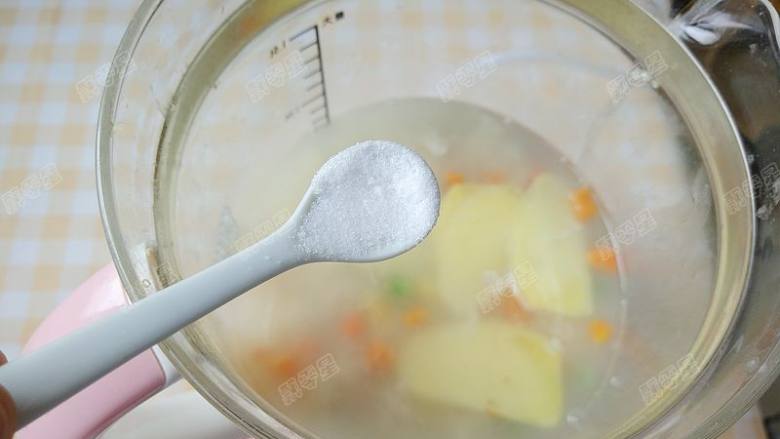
[1,227,299,430]
[15,265,170,439]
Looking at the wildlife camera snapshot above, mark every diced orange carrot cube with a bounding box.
[365,340,395,374]
[589,320,614,344]
[341,311,367,339]
[570,187,598,222]
[587,247,618,274]
[271,355,300,379]
[403,306,429,328]
[497,294,530,322]
[445,171,465,188]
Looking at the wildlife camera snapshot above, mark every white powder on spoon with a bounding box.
[295,140,440,261]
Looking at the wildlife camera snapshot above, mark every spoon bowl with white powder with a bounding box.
[0,140,440,430]
[295,140,439,261]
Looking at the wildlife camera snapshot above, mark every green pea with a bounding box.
[387,275,411,299]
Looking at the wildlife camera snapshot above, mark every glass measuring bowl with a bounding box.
[97,0,778,437]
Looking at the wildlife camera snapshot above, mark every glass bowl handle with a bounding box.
[677,0,780,151]
[636,0,780,437]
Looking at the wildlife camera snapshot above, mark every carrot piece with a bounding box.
[365,340,395,374]
[497,294,530,322]
[341,311,368,338]
[570,187,598,222]
[587,246,618,273]
[403,306,429,328]
[445,171,465,188]
[589,320,614,344]
[271,355,300,379]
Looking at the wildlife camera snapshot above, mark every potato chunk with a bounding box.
[510,173,593,316]
[399,321,562,427]
[434,184,522,313]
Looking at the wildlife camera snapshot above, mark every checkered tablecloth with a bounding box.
[0,1,768,438]
[0,0,139,359]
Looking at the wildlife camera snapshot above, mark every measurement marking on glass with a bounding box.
[301,93,322,107]
[304,68,322,79]
[286,24,330,128]
[301,41,317,52]
[289,25,315,42]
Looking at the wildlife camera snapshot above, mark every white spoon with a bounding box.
[0,140,440,429]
